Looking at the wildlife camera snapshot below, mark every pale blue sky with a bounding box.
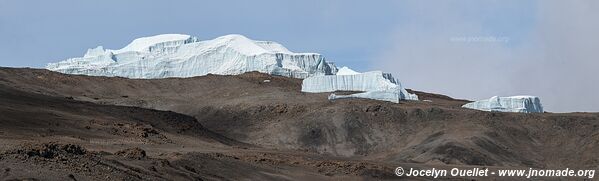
[0,0,534,69]
[1,0,598,112]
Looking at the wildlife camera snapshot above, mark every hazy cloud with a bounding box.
[374,0,599,112]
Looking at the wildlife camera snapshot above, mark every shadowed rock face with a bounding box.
[0,67,598,180]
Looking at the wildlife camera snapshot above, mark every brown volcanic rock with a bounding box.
[115,147,146,159]
[0,67,598,180]
[5,143,87,159]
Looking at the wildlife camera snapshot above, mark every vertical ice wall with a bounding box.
[462,96,544,113]
[301,67,418,103]
[47,34,422,103]
[47,34,337,79]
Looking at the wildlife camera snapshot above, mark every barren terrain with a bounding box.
[0,67,598,180]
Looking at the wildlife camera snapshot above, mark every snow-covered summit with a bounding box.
[116,34,196,53]
[462,96,543,113]
[47,34,337,79]
[336,66,360,75]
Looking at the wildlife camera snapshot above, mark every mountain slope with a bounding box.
[1,67,598,172]
[0,69,398,180]
[0,82,242,152]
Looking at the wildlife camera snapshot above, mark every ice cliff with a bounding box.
[47,34,419,103]
[301,67,418,103]
[462,96,544,113]
[47,34,337,79]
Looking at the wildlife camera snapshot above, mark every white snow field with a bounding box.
[335,66,360,75]
[47,34,337,79]
[301,67,418,103]
[462,96,544,113]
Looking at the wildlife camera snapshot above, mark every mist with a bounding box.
[374,0,599,112]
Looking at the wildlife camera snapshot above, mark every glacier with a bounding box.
[47,34,337,79]
[462,96,544,113]
[47,34,420,103]
[302,67,418,103]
